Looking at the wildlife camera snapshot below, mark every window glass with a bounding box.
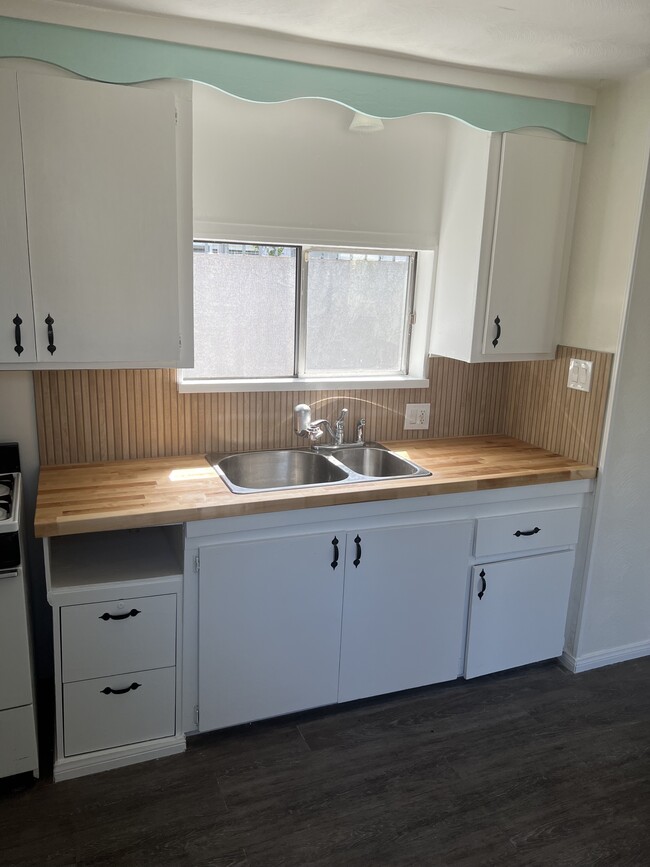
[304,252,413,375]
[187,243,297,379]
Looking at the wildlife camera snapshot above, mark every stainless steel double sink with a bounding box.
[208,443,431,494]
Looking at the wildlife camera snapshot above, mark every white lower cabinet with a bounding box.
[338,521,473,702]
[198,533,345,731]
[197,520,474,729]
[464,550,575,679]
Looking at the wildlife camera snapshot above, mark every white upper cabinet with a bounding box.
[430,126,581,363]
[0,70,191,368]
[0,72,36,363]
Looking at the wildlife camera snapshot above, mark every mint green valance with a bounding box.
[0,15,590,142]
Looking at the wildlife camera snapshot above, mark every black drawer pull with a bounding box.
[13,315,23,356]
[45,314,56,355]
[331,536,339,570]
[514,527,541,538]
[478,569,487,600]
[100,682,141,696]
[98,608,141,621]
[492,315,501,348]
[353,534,362,568]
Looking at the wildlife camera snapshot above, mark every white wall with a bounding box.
[193,83,449,250]
[562,72,650,352]
[571,154,650,662]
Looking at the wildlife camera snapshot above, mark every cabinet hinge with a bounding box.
[194,704,199,726]
[174,107,179,125]
[409,311,417,331]
[193,554,200,573]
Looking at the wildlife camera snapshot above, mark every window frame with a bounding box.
[179,240,433,393]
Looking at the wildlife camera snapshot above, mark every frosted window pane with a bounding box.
[305,254,411,374]
[188,243,296,379]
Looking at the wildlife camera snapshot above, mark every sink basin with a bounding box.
[209,444,430,494]
[331,447,427,478]
[210,449,349,494]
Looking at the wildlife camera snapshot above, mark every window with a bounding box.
[180,241,432,392]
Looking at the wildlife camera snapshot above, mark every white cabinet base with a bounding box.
[53,735,186,783]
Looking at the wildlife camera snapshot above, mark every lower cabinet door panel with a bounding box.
[198,533,345,731]
[464,550,575,679]
[338,521,474,703]
[0,705,38,779]
[63,666,176,756]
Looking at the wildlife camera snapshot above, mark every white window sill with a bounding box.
[178,375,430,393]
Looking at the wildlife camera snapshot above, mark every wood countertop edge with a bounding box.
[34,447,597,538]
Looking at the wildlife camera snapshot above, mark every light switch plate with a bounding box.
[567,358,593,392]
[404,403,430,430]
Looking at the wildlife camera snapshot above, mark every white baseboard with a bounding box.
[54,735,186,782]
[561,639,650,674]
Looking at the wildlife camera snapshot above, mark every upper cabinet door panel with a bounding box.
[0,71,36,363]
[18,74,180,364]
[482,133,577,356]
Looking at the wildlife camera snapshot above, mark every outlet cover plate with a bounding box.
[404,403,430,430]
[567,358,593,392]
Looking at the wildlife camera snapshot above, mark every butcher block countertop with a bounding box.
[34,435,597,538]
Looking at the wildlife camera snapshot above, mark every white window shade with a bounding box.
[193,84,449,251]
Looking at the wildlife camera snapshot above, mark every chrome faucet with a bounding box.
[294,404,348,446]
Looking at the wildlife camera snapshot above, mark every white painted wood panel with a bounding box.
[482,133,577,356]
[338,521,473,703]
[18,73,180,364]
[0,71,36,364]
[198,533,344,730]
[474,506,582,557]
[0,705,38,779]
[0,570,33,709]
[63,666,176,756]
[61,594,176,683]
[465,550,575,678]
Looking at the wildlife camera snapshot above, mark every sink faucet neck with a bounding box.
[294,403,348,446]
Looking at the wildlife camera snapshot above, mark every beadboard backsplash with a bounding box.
[33,346,612,467]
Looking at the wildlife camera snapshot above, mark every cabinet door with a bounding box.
[198,533,344,731]
[0,71,36,363]
[338,521,473,703]
[465,550,575,679]
[18,73,180,364]
[482,133,577,356]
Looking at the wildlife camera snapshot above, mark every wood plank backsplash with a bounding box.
[502,345,613,466]
[33,346,612,467]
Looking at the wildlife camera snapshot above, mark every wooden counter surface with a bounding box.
[34,436,597,538]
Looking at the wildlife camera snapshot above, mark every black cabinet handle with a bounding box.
[100,682,141,696]
[492,316,501,348]
[331,537,339,570]
[98,608,141,621]
[45,314,56,355]
[478,569,487,600]
[514,527,541,538]
[353,534,362,568]
[13,315,23,356]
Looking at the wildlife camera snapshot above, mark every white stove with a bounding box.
[0,445,39,780]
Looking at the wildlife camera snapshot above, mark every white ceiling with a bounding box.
[36,0,650,82]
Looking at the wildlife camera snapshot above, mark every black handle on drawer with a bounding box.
[353,534,362,568]
[98,608,141,621]
[331,536,339,570]
[100,682,141,696]
[478,569,487,600]
[13,315,23,356]
[492,315,501,348]
[45,314,56,355]
[514,527,541,538]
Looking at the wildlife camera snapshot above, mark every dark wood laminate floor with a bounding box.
[2,658,649,866]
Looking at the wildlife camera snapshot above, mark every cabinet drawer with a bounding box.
[474,507,581,557]
[63,666,176,757]
[61,594,176,683]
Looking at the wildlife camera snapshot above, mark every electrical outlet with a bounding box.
[404,403,430,430]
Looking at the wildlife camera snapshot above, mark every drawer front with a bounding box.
[474,507,582,557]
[63,666,176,757]
[0,705,38,779]
[61,594,176,683]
